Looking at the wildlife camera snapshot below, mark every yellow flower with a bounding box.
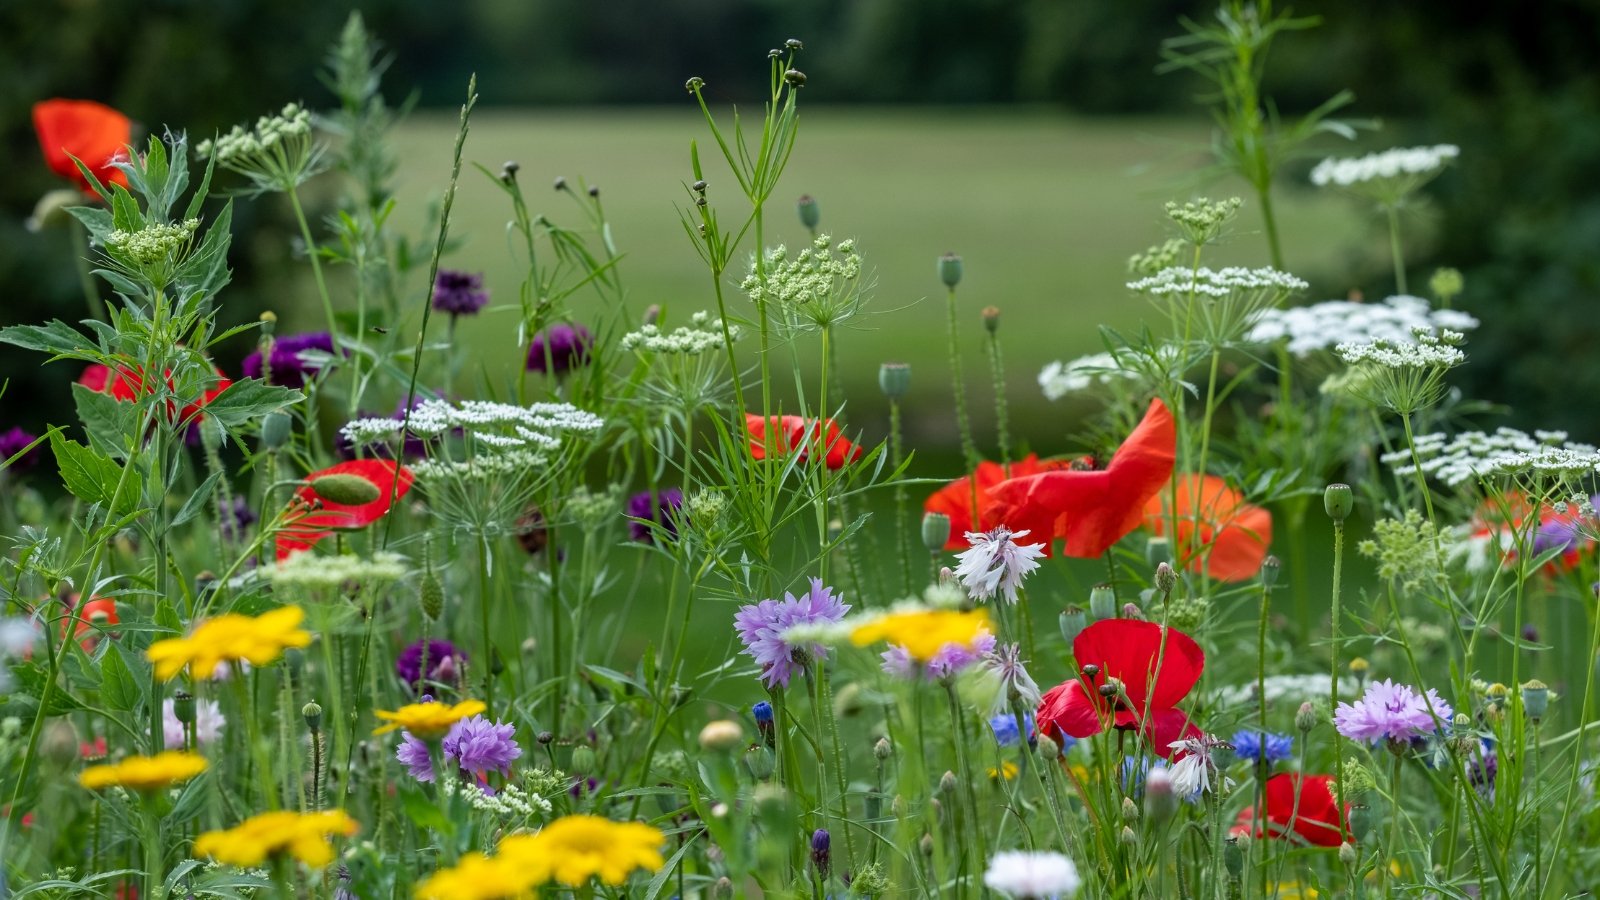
[497,815,665,887]
[147,606,312,681]
[849,608,992,662]
[194,810,358,868]
[373,699,487,737]
[78,751,208,792]
[414,852,536,900]
[1270,882,1319,899]
[987,761,1019,781]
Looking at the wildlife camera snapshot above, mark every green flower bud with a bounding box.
[939,770,958,795]
[260,412,293,450]
[938,252,963,289]
[744,745,776,780]
[1324,483,1353,523]
[712,877,734,899]
[1430,267,1463,304]
[1339,840,1358,866]
[1121,825,1137,847]
[1295,701,1320,734]
[873,737,893,761]
[420,567,445,622]
[878,362,911,400]
[920,833,935,857]
[172,690,196,726]
[309,473,382,505]
[1260,555,1281,589]
[1122,797,1139,824]
[1088,583,1117,621]
[1036,733,1060,761]
[302,701,323,732]
[1154,562,1177,595]
[797,194,821,230]
[921,512,951,552]
[1223,837,1244,878]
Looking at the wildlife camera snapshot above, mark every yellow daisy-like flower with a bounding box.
[497,815,665,887]
[146,605,312,681]
[78,751,208,792]
[194,810,359,868]
[373,699,487,738]
[987,761,1019,781]
[414,852,536,900]
[849,608,992,662]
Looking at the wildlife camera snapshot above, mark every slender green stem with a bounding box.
[478,535,495,710]
[286,187,339,339]
[945,287,980,489]
[1386,204,1408,295]
[1330,517,1348,840]
[1384,751,1403,893]
[889,398,911,595]
[1257,184,1285,271]
[985,328,1012,471]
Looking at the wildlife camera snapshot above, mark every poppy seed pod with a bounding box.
[981,306,1000,334]
[570,744,597,774]
[1260,555,1281,588]
[260,412,292,450]
[1521,679,1550,720]
[1324,483,1353,523]
[921,512,952,552]
[1059,606,1087,644]
[744,745,775,780]
[797,194,820,230]
[878,362,911,400]
[1088,584,1117,621]
[172,690,196,726]
[938,253,963,288]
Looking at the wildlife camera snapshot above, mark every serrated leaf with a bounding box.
[50,431,141,516]
[172,471,222,527]
[202,377,301,428]
[0,320,99,358]
[72,383,136,458]
[99,643,139,711]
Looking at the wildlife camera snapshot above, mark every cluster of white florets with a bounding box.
[1250,295,1479,357]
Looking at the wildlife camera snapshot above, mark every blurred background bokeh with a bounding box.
[4,0,1598,453]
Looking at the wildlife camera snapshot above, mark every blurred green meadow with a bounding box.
[380,107,1369,454]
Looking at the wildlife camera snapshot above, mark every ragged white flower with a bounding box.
[1250,295,1479,357]
[1311,145,1460,188]
[1167,734,1234,800]
[966,642,1043,716]
[953,527,1046,605]
[1382,427,1600,487]
[983,850,1082,899]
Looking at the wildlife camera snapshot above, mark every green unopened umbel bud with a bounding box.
[938,252,963,289]
[1430,267,1464,305]
[1521,679,1550,721]
[1089,583,1117,621]
[1154,562,1177,595]
[879,362,911,400]
[981,306,1000,334]
[1295,701,1320,734]
[921,512,951,553]
[302,701,324,732]
[1260,555,1281,589]
[745,745,776,780]
[797,194,820,230]
[1059,606,1087,644]
[699,720,745,752]
[172,690,196,726]
[260,412,292,450]
[1324,483,1353,523]
[309,473,382,506]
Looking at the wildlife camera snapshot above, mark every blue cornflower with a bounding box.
[989,711,1035,747]
[1230,729,1294,766]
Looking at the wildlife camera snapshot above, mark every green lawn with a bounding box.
[388,107,1367,452]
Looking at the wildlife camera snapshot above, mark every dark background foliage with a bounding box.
[2,0,1597,431]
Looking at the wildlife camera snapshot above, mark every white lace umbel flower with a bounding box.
[1334,329,1466,414]
[1167,734,1235,800]
[342,399,603,454]
[265,551,408,590]
[459,780,552,819]
[197,103,323,194]
[1311,145,1460,188]
[1382,427,1600,488]
[1250,295,1480,357]
[953,527,1046,605]
[1335,329,1466,368]
[743,234,865,330]
[1213,675,1359,708]
[410,449,551,481]
[1128,266,1309,298]
[983,850,1082,899]
[621,310,741,354]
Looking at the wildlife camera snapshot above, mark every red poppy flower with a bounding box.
[1465,491,1595,574]
[1144,474,1273,581]
[1232,773,1346,847]
[32,99,131,193]
[745,414,862,470]
[276,459,414,559]
[988,399,1176,558]
[1036,618,1203,759]
[78,362,233,428]
[923,455,1074,550]
[61,594,119,652]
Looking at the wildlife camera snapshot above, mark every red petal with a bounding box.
[33,99,131,192]
[1262,773,1346,847]
[1120,707,1202,760]
[276,460,414,559]
[745,414,860,468]
[1036,679,1107,741]
[78,364,112,394]
[1146,474,1272,581]
[1072,618,1203,715]
[924,458,1054,550]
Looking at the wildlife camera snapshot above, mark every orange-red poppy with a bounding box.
[61,595,119,652]
[32,99,131,192]
[276,459,414,559]
[745,414,862,470]
[78,362,233,428]
[1144,474,1272,581]
[1232,773,1347,847]
[988,399,1176,558]
[923,455,1074,550]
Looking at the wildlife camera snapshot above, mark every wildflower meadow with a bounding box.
[6,7,1600,900]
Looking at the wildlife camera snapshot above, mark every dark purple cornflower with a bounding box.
[0,427,42,471]
[442,715,522,777]
[396,639,467,690]
[526,323,593,374]
[733,578,850,689]
[811,829,831,879]
[626,488,684,543]
[219,496,257,543]
[432,270,490,316]
[243,332,336,389]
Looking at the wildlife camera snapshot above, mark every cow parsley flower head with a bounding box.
[1128,267,1308,346]
[983,850,1082,899]
[734,578,851,688]
[1334,678,1453,744]
[1382,427,1600,488]
[198,102,325,194]
[742,234,865,332]
[621,311,741,354]
[1334,329,1467,414]
[1249,295,1479,357]
[1311,145,1460,200]
[953,527,1046,604]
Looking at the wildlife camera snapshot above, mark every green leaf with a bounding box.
[172,471,222,527]
[644,828,702,900]
[99,644,140,712]
[202,377,302,428]
[72,383,136,458]
[50,431,141,516]
[399,787,454,835]
[0,320,99,358]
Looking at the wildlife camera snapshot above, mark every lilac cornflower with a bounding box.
[1167,734,1234,800]
[733,578,850,689]
[396,639,467,690]
[396,732,435,782]
[881,629,996,681]
[0,427,43,471]
[953,526,1046,604]
[1334,678,1453,743]
[1230,730,1293,766]
[432,270,489,316]
[626,488,684,543]
[442,715,522,777]
[526,323,593,374]
[243,331,336,389]
[989,712,1036,747]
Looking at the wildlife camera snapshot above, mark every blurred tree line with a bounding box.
[2,0,1597,429]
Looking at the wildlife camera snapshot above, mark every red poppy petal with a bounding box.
[33,99,131,191]
[924,458,1047,549]
[78,364,112,394]
[1036,680,1106,741]
[1072,618,1203,714]
[1203,503,1273,581]
[1264,773,1345,847]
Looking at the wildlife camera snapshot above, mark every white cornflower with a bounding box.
[163,697,226,747]
[976,643,1043,716]
[953,527,1046,605]
[983,850,1082,899]
[1250,295,1479,357]
[1127,266,1309,298]
[1310,145,1460,188]
[1167,734,1234,800]
[1381,427,1600,487]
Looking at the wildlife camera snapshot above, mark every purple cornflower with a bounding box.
[1230,729,1293,765]
[0,427,42,471]
[432,270,489,316]
[395,639,467,690]
[442,715,522,777]
[626,488,684,543]
[1334,678,1453,744]
[811,829,831,878]
[396,732,436,782]
[219,496,257,543]
[526,323,593,374]
[734,578,850,689]
[753,700,775,747]
[880,629,996,681]
[243,332,336,389]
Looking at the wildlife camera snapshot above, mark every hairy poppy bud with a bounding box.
[1036,733,1060,760]
[260,412,292,450]
[309,473,382,506]
[874,737,893,760]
